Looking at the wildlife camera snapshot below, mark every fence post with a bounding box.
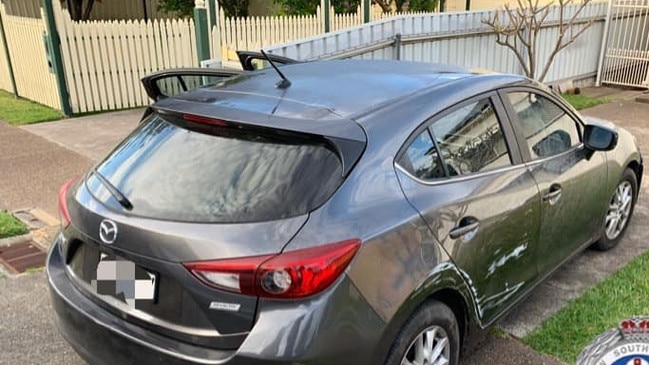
[596,0,614,86]
[363,0,370,23]
[194,0,210,64]
[207,0,217,29]
[322,0,331,32]
[42,0,72,116]
[0,8,17,97]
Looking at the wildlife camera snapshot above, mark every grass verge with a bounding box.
[524,250,649,363]
[0,211,29,239]
[562,94,608,111]
[0,90,63,126]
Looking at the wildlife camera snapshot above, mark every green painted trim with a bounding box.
[323,0,330,32]
[42,0,72,116]
[194,7,210,63]
[0,10,17,97]
[363,0,370,23]
[207,0,217,30]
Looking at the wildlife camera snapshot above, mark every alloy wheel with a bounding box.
[401,325,450,365]
[605,180,633,240]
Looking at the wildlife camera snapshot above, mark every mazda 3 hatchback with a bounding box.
[47,59,642,365]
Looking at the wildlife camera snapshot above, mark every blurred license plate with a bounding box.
[91,253,157,307]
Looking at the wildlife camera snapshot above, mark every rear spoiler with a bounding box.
[141,68,241,101]
[236,51,301,71]
[141,52,300,101]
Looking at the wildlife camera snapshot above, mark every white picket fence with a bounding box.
[0,3,60,109]
[52,1,197,113]
[218,4,436,61]
[0,0,619,115]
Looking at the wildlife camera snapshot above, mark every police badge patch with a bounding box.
[577,318,649,365]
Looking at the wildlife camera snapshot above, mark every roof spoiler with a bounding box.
[236,51,301,71]
[141,53,300,101]
[141,68,241,101]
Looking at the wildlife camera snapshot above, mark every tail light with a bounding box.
[184,239,361,299]
[58,177,77,228]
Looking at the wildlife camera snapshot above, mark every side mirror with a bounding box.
[584,124,618,151]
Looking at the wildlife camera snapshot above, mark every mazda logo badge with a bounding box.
[99,219,118,244]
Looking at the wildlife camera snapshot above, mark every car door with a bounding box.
[499,89,609,275]
[394,93,542,324]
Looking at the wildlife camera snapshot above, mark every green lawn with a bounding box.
[0,90,63,126]
[562,94,608,111]
[524,250,649,363]
[0,211,28,239]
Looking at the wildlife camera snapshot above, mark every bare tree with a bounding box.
[482,0,595,82]
[372,0,406,12]
[63,0,101,21]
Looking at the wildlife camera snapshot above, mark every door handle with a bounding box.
[542,184,563,204]
[449,217,480,239]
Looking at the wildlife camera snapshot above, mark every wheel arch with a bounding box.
[370,266,480,364]
[626,159,643,192]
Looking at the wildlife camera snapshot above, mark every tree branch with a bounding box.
[537,0,594,81]
[484,0,593,82]
[82,0,96,21]
[372,0,392,12]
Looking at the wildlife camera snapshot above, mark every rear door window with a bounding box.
[399,130,446,180]
[429,98,511,176]
[88,115,344,223]
[398,97,513,181]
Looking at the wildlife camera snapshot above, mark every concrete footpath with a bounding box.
[4,88,648,364]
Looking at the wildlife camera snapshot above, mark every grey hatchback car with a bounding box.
[48,59,642,365]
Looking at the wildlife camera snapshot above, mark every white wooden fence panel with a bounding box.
[0,8,12,93]
[53,1,197,113]
[217,5,434,61]
[0,3,60,109]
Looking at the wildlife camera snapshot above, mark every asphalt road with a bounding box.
[0,272,85,365]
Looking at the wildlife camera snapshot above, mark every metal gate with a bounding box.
[597,0,649,88]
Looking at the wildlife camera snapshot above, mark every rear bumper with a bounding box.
[48,241,239,365]
[47,240,385,365]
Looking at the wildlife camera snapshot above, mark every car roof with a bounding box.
[203,60,473,117]
[215,60,469,117]
[153,60,526,142]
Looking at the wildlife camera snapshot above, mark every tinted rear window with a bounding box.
[88,115,343,223]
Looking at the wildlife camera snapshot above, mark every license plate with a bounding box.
[91,253,157,308]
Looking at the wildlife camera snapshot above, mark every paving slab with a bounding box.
[21,108,144,161]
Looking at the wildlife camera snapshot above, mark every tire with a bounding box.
[592,168,638,251]
[384,300,460,365]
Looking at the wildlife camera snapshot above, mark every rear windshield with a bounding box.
[87,115,344,223]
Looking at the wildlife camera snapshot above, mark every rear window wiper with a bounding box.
[92,170,133,210]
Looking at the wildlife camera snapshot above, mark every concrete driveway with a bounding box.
[1,91,647,365]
